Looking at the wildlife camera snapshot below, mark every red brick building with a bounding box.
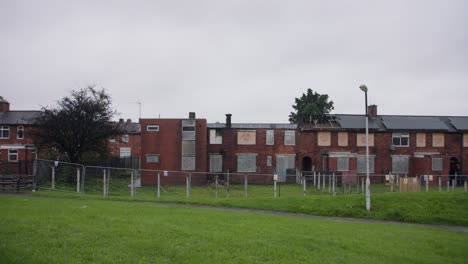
[0,100,40,171]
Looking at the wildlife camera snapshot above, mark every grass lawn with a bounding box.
[1,194,467,263]
[35,181,468,226]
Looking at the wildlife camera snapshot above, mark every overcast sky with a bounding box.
[1,0,467,123]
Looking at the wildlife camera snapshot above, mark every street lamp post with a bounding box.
[359,84,371,211]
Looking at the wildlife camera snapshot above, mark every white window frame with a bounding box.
[121,134,129,143]
[8,149,18,162]
[147,125,160,132]
[209,129,222,144]
[120,147,131,158]
[146,154,160,163]
[0,126,10,139]
[392,132,409,147]
[284,130,295,145]
[17,126,24,139]
[266,130,274,145]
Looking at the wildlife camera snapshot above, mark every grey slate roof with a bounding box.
[381,116,450,131]
[0,111,41,125]
[449,117,468,131]
[208,123,297,129]
[335,115,381,130]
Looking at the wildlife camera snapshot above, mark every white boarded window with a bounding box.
[209,154,222,172]
[338,132,348,146]
[237,154,256,172]
[120,147,131,158]
[337,157,349,171]
[182,141,196,156]
[182,157,195,171]
[432,158,443,172]
[432,133,444,147]
[266,130,274,145]
[209,129,222,144]
[147,125,159,132]
[357,133,375,147]
[284,130,295,145]
[317,132,331,146]
[146,154,160,163]
[122,134,129,143]
[392,156,409,174]
[238,130,256,145]
[357,156,375,173]
[266,156,272,167]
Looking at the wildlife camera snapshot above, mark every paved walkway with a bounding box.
[2,192,468,233]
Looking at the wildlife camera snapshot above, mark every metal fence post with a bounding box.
[274,173,277,198]
[322,172,325,192]
[244,174,248,199]
[438,176,441,192]
[317,172,321,190]
[103,169,106,197]
[226,170,230,198]
[447,180,449,192]
[464,181,467,192]
[157,172,160,198]
[333,173,336,196]
[313,171,316,186]
[76,168,80,193]
[215,175,218,199]
[51,165,55,190]
[361,178,365,194]
[328,173,332,194]
[452,179,455,191]
[425,177,429,192]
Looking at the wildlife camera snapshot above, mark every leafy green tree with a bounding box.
[289,89,334,124]
[34,86,122,163]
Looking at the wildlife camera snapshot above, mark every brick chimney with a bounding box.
[126,119,132,123]
[368,105,377,118]
[0,99,10,112]
[226,114,232,128]
[189,112,196,119]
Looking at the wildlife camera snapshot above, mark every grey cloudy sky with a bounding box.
[1,0,467,123]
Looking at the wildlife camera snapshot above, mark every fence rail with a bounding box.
[9,158,468,199]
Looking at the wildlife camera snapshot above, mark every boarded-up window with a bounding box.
[146,154,160,163]
[182,120,196,140]
[337,157,349,171]
[464,134,468,147]
[432,133,444,147]
[416,133,426,147]
[237,154,256,172]
[122,134,129,143]
[209,129,222,144]
[392,156,409,174]
[276,155,295,181]
[432,158,443,171]
[238,130,256,145]
[266,156,272,167]
[338,132,348,146]
[357,133,375,147]
[182,141,195,156]
[317,132,331,146]
[357,156,375,173]
[266,130,274,145]
[120,147,131,158]
[284,130,295,145]
[209,154,222,172]
[182,157,195,171]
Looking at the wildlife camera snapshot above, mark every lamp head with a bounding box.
[359,84,368,92]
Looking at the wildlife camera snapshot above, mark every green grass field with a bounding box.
[1,194,467,263]
[36,180,468,226]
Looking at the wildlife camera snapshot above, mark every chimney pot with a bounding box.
[189,112,196,119]
[368,105,378,118]
[119,118,124,123]
[126,119,132,123]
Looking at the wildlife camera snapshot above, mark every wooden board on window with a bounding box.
[432,133,444,147]
[317,132,331,146]
[357,133,374,147]
[416,133,426,147]
[338,132,348,146]
[238,131,256,145]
